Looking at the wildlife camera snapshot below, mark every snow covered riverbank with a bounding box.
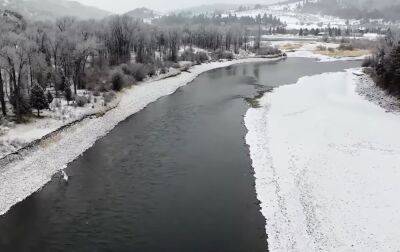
[0,57,281,216]
[245,69,400,251]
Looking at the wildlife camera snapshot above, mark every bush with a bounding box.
[121,64,132,75]
[224,51,235,60]
[97,82,110,92]
[350,39,377,50]
[10,92,31,117]
[145,64,156,77]
[111,72,125,91]
[362,57,374,67]
[180,62,192,71]
[317,45,327,51]
[212,50,235,60]
[172,63,181,69]
[160,67,168,74]
[133,64,148,81]
[340,38,350,44]
[75,95,89,107]
[103,91,116,104]
[180,49,196,62]
[195,51,209,63]
[256,46,281,56]
[338,43,354,51]
[84,65,110,91]
[370,44,400,95]
[121,63,148,81]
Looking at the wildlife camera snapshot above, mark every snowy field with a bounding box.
[233,1,359,30]
[0,57,281,216]
[245,69,400,251]
[273,40,370,62]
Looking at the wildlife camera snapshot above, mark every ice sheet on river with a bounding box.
[245,69,400,251]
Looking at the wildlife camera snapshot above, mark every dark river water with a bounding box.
[0,58,360,252]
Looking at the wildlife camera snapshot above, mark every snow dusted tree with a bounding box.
[103,15,135,65]
[0,32,36,121]
[167,28,180,62]
[30,84,47,116]
[0,8,288,124]
[0,68,6,117]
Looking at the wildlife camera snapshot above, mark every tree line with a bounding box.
[298,0,400,21]
[0,11,284,121]
[363,31,400,96]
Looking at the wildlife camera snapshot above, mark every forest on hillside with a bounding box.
[298,0,400,21]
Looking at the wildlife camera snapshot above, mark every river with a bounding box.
[0,58,360,251]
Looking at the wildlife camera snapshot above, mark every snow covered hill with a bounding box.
[231,1,358,30]
[0,0,110,20]
[230,0,398,30]
[124,8,162,23]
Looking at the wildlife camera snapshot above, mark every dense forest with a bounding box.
[154,13,283,27]
[0,10,286,122]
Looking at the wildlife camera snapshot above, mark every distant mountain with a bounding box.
[0,9,26,30]
[124,7,160,20]
[0,0,110,21]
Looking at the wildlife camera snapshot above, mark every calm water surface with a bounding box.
[0,58,360,251]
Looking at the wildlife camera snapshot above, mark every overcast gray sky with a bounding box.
[75,0,281,14]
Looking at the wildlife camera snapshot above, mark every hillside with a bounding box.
[0,0,110,20]
[124,7,160,20]
[299,0,400,21]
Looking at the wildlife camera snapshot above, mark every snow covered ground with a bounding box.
[0,57,281,216]
[0,91,118,159]
[233,1,359,30]
[245,69,400,251]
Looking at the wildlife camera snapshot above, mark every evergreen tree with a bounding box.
[30,85,47,117]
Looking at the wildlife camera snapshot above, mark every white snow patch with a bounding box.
[245,69,400,251]
[0,57,281,216]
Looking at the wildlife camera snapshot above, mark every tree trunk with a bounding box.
[0,70,6,117]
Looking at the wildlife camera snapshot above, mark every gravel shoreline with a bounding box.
[354,69,400,114]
